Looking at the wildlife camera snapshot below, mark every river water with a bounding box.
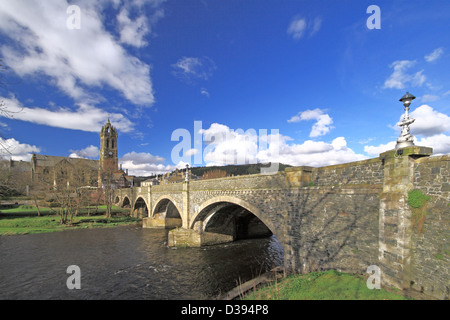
[0,225,283,300]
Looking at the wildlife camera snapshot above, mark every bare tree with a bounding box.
[202,169,228,180]
[30,159,98,224]
[0,59,22,154]
[0,160,29,201]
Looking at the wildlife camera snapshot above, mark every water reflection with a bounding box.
[0,225,283,300]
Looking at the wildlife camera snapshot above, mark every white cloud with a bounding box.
[172,56,216,83]
[421,94,439,103]
[198,123,365,168]
[364,141,396,157]
[200,124,259,166]
[412,70,427,87]
[365,104,450,156]
[410,105,450,137]
[117,8,149,48]
[416,134,450,154]
[0,96,134,133]
[287,18,307,39]
[310,17,322,36]
[69,145,100,159]
[121,151,164,164]
[200,88,210,97]
[0,137,40,161]
[185,148,199,156]
[425,48,444,62]
[358,137,375,145]
[119,151,178,176]
[364,135,450,156]
[287,16,322,40]
[0,0,157,106]
[288,108,334,138]
[266,136,367,167]
[115,0,164,48]
[383,60,426,89]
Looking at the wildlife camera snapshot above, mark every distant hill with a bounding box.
[134,163,292,184]
[190,163,291,177]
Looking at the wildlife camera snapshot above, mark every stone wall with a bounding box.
[312,158,384,186]
[284,157,384,187]
[410,155,450,299]
[123,147,449,299]
[282,186,381,275]
[189,173,286,191]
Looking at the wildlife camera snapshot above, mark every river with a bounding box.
[0,225,283,300]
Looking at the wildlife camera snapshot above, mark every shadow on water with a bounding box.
[0,226,283,300]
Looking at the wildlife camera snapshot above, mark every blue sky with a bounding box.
[0,0,449,176]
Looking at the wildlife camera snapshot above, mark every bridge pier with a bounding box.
[182,181,190,229]
[115,145,450,299]
[378,146,433,290]
[168,228,233,247]
[142,216,182,229]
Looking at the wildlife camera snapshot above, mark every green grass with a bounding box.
[0,213,140,236]
[0,204,125,216]
[244,270,411,300]
[0,205,54,215]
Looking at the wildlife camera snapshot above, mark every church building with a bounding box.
[4,120,133,191]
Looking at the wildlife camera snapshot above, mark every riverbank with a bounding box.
[242,270,413,300]
[0,207,140,235]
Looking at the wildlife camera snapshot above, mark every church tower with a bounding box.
[100,119,118,172]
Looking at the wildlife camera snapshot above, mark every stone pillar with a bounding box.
[378,146,432,290]
[285,166,313,187]
[147,186,152,218]
[142,186,152,228]
[182,181,190,229]
[129,187,135,217]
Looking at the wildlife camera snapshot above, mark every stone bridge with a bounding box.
[115,146,450,299]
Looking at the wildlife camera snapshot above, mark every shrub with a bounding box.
[407,189,430,234]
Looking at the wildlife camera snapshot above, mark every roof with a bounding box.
[2,160,32,172]
[33,154,99,170]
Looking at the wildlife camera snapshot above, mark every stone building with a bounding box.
[99,119,118,172]
[3,119,133,193]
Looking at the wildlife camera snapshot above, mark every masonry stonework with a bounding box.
[115,147,449,299]
[410,155,450,299]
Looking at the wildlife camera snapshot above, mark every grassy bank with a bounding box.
[243,270,411,300]
[0,207,140,236]
[0,204,126,216]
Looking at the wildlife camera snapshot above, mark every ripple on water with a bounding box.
[0,226,283,299]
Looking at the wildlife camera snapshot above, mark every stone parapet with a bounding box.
[116,145,450,299]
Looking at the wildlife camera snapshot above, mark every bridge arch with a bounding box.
[121,196,131,208]
[152,196,182,228]
[133,196,149,218]
[191,196,279,242]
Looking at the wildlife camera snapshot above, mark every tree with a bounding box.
[0,59,22,154]
[201,169,228,180]
[70,160,98,221]
[30,159,98,224]
[0,160,29,200]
